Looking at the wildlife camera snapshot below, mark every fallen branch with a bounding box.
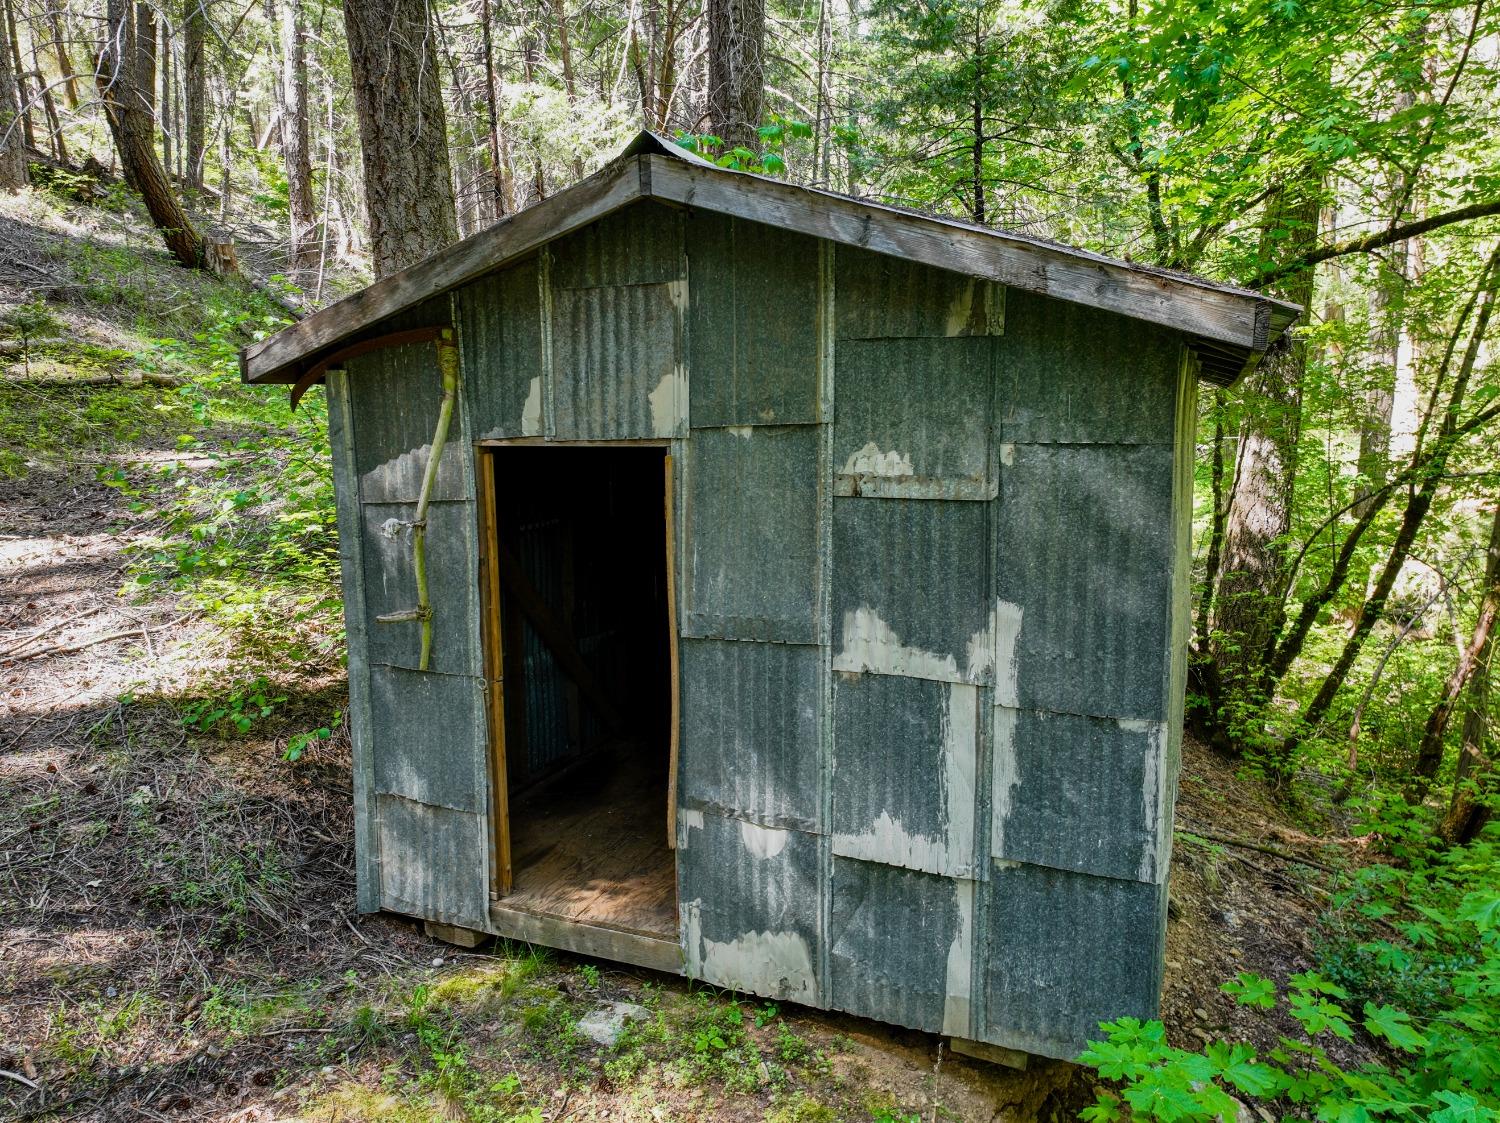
[7,614,197,662]
[0,1069,40,1091]
[1175,827,1340,873]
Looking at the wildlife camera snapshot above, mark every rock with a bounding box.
[578,1001,650,1047]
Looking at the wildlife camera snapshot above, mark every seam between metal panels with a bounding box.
[328,369,381,913]
[539,249,556,439]
[816,239,836,1007]
[970,331,1004,1042]
[448,290,493,909]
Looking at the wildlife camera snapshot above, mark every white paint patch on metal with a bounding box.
[739,819,790,859]
[724,425,754,440]
[676,806,705,848]
[841,441,914,479]
[942,878,975,1036]
[990,600,1024,708]
[521,376,543,436]
[836,604,996,684]
[990,706,1020,859]
[700,928,818,1003]
[1131,719,1168,882]
[649,367,688,435]
[831,682,978,877]
[999,442,1015,466]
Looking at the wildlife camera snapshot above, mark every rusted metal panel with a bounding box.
[998,289,1182,445]
[369,664,489,813]
[680,639,823,831]
[346,343,471,505]
[992,707,1170,883]
[686,211,822,427]
[457,258,545,440]
[377,793,492,930]
[836,245,1003,340]
[551,281,687,439]
[832,498,993,685]
[829,858,975,1037]
[682,425,822,644]
[832,672,979,878]
[550,202,684,289]
[994,442,1177,720]
[833,338,995,500]
[360,500,480,677]
[678,808,822,1004]
[982,862,1166,1059]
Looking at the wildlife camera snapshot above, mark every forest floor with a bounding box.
[0,186,1379,1123]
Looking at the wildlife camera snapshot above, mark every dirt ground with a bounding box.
[1,419,1366,1122]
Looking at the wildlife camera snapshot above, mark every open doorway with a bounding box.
[480,445,677,942]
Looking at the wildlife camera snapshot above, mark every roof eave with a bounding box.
[242,137,1301,388]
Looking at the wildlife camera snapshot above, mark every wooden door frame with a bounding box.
[475,440,680,900]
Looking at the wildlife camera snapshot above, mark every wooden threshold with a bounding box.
[486,901,684,975]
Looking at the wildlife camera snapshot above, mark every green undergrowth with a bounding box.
[1081,805,1500,1123]
[288,956,865,1123]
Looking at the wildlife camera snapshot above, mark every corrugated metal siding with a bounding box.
[551,281,686,439]
[679,639,823,831]
[686,212,823,427]
[983,863,1167,1059]
[550,203,684,288]
[682,425,823,644]
[678,807,822,1004]
[833,338,995,500]
[348,344,471,504]
[458,257,544,440]
[831,672,978,878]
[997,289,1181,445]
[992,707,1170,882]
[837,245,1003,340]
[360,500,480,677]
[377,793,491,930]
[369,665,490,813]
[829,858,974,1037]
[993,442,1177,720]
[831,497,992,685]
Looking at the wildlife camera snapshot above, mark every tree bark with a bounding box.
[266,0,316,281]
[1208,181,1321,736]
[706,0,763,152]
[182,0,205,191]
[97,0,209,270]
[342,0,458,278]
[0,0,24,189]
[1443,502,1500,843]
[134,0,155,117]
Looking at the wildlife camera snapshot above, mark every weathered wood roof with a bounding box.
[241,131,1300,389]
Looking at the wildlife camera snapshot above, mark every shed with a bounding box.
[241,132,1299,1061]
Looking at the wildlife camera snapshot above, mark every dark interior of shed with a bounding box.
[485,446,677,939]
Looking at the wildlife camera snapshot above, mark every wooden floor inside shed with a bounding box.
[501,747,677,940]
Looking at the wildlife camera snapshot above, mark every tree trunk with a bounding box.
[182,0,205,191]
[0,0,25,189]
[1208,181,1321,740]
[342,0,458,278]
[266,0,316,281]
[1414,501,1500,795]
[706,0,763,152]
[134,0,155,117]
[159,13,171,173]
[4,0,33,148]
[97,0,208,270]
[478,0,508,216]
[1443,502,1500,843]
[45,0,77,108]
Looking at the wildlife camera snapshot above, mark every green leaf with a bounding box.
[1223,973,1277,1009]
[1361,1004,1427,1051]
[1458,892,1500,932]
